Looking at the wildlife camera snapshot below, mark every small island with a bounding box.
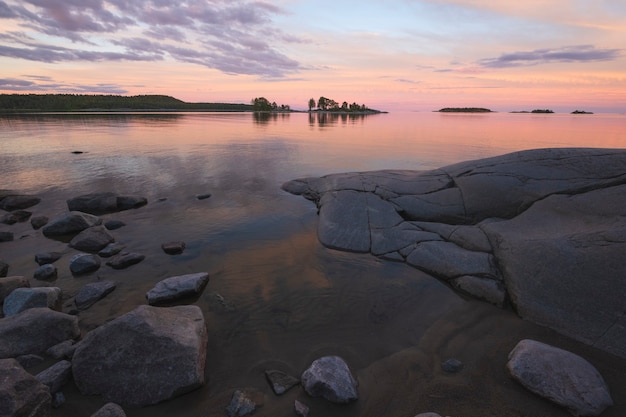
[571,110,594,114]
[437,107,493,113]
[530,109,554,114]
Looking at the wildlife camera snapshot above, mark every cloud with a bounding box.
[0,0,303,78]
[0,76,128,93]
[478,45,623,68]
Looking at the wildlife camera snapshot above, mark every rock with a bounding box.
[69,226,115,252]
[0,231,14,242]
[67,193,147,215]
[105,252,145,270]
[31,216,49,230]
[35,252,63,266]
[226,388,264,417]
[196,193,212,200]
[318,190,371,253]
[69,253,101,275]
[99,242,125,258]
[441,358,463,373]
[33,264,57,281]
[104,220,125,230]
[406,241,498,280]
[75,280,116,310]
[0,195,41,211]
[0,358,51,417]
[507,339,613,417]
[0,308,80,358]
[1,210,32,224]
[161,241,186,255]
[301,356,358,403]
[42,211,102,237]
[0,260,8,277]
[16,354,45,369]
[146,272,210,305]
[294,400,310,417]
[46,340,76,359]
[36,360,72,394]
[90,403,127,417]
[3,287,63,317]
[265,369,300,395]
[72,305,207,406]
[451,275,506,307]
[0,276,30,303]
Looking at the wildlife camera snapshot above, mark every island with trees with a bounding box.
[437,107,493,113]
[307,96,384,114]
[571,110,594,114]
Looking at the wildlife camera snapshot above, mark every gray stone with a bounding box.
[451,275,506,307]
[35,252,63,266]
[0,195,41,211]
[67,193,147,215]
[16,354,45,369]
[69,226,115,252]
[99,242,125,258]
[265,369,300,395]
[75,280,116,310]
[105,252,145,269]
[31,216,49,230]
[69,253,101,275]
[0,308,80,358]
[42,211,102,237]
[507,339,613,417]
[0,275,30,303]
[146,272,210,305]
[36,360,72,394]
[34,264,57,281]
[226,388,264,417]
[406,241,497,280]
[0,358,51,417]
[161,241,186,255]
[45,340,76,359]
[3,287,63,317]
[90,403,127,417]
[72,305,207,406]
[301,356,358,403]
[104,220,125,230]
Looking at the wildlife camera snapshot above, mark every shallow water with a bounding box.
[1,111,625,416]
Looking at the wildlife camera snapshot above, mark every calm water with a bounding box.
[1,111,626,417]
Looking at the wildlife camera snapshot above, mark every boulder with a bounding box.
[0,358,51,417]
[42,211,102,237]
[67,193,147,215]
[69,253,101,275]
[35,252,63,266]
[69,226,115,252]
[90,403,127,417]
[72,305,207,406]
[0,195,41,211]
[33,264,57,281]
[75,281,116,310]
[301,356,358,403]
[146,272,209,305]
[36,360,72,394]
[105,252,145,270]
[0,276,30,303]
[3,287,63,317]
[0,308,80,358]
[507,339,613,417]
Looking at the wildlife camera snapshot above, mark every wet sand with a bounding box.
[2,186,624,417]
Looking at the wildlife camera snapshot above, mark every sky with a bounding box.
[0,0,625,112]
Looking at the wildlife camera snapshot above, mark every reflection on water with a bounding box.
[1,112,626,417]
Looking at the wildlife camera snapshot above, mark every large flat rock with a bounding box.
[283,148,626,359]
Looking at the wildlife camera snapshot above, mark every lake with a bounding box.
[1,111,626,417]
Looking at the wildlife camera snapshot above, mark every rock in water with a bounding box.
[42,211,102,237]
[67,192,147,215]
[146,272,209,305]
[0,358,51,417]
[3,287,63,317]
[70,253,101,275]
[0,195,41,211]
[105,252,145,270]
[506,339,613,417]
[75,281,116,310]
[69,226,115,252]
[301,356,358,403]
[265,369,300,395]
[33,264,57,281]
[72,305,207,406]
[226,388,264,417]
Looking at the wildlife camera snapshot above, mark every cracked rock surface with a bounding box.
[282,148,626,359]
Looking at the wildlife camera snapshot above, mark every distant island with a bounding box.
[0,94,253,112]
[531,109,554,114]
[437,107,493,113]
[571,110,594,114]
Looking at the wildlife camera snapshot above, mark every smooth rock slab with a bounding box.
[69,226,115,252]
[3,287,63,317]
[75,281,116,310]
[42,211,102,237]
[72,305,208,406]
[301,356,358,403]
[0,308,80,358]
[0,358,51,417]
[506,339,613,417]
[146,272,210,305]
[406,241,497,280]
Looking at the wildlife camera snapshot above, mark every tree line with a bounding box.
[0,94,253,112]
[250,97,291,112]
[308,96,372,112]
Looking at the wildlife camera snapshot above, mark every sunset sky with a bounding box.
[0,0,625,112]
